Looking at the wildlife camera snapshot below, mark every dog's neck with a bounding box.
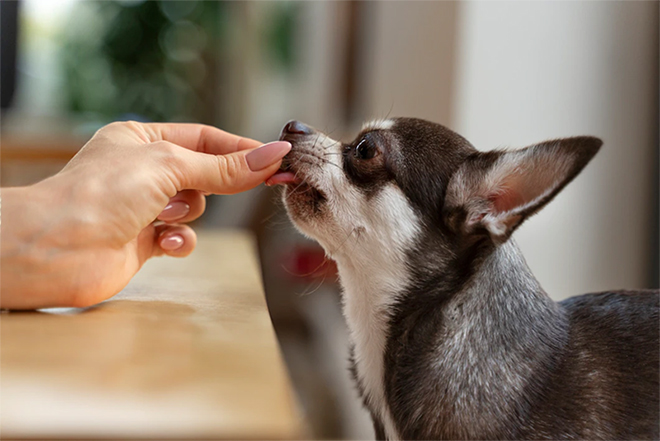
[407,240,568,438]
[334,238,568,439]
[332,224,415,441]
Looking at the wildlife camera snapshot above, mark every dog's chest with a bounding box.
[338,263,406,440]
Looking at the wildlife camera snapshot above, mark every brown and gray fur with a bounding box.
[277,118,659,440]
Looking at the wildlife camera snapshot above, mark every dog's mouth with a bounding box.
[267,169,300,186]
[268,148,327,204]
[267,151,302,186]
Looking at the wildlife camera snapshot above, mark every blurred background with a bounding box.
[1,0,658,438]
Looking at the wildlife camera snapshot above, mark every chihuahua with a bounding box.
[270,118,659,440]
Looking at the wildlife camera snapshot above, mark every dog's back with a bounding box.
[523,290,659,439]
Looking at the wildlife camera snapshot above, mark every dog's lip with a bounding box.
[267,133,304,186]
[266,169,326,202]
[266,147,302,186]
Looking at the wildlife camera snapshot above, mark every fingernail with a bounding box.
[160,234,184,251]
[246,141,291,171]
[158,201,190,222]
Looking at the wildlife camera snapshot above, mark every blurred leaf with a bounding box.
[265,1,299,71]
[60,0,226,124]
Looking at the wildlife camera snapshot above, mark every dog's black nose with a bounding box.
[283,120,313,136]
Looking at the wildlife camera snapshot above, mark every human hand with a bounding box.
[0,121,290,309]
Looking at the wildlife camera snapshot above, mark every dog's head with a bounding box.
[272,118,601,265]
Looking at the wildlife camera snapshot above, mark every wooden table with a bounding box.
[0,112,87,187]
[0,230,303,439]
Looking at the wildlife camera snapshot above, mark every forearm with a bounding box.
[0,184,78,309]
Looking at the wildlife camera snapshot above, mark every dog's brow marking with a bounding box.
[362,118,395,132]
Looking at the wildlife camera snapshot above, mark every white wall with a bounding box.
[357,1,458,130]
[453,1,658,299]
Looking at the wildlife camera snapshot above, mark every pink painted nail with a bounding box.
[246,141,291,171]
[158,201,190,222]
[160,234,184,251]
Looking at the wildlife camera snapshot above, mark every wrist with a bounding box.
[0,184,75,309]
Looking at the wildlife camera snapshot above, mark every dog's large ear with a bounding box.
[445,136,601,243]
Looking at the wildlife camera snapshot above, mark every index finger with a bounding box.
[140,122,262,155]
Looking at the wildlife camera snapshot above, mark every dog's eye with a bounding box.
[354,137,377,160]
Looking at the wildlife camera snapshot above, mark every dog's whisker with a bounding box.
[297,272,328,297]
[384,100,395,121]
[294,152,343,172]
[328,227,359,257]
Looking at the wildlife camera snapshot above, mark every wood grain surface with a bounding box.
[0,230,303,440]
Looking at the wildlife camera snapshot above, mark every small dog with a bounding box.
[270,118,659,440]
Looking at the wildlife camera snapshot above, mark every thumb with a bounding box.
[173,141,291,194]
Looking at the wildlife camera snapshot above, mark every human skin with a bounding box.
[0,121,290,309]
